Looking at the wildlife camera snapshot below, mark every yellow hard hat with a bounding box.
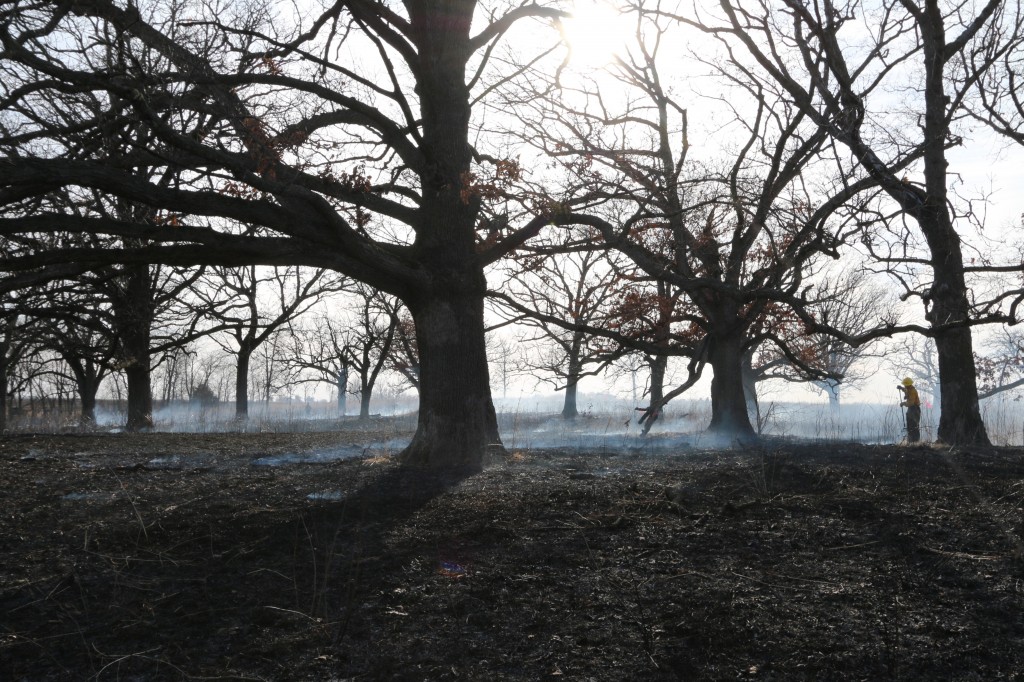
[902,377,914,386]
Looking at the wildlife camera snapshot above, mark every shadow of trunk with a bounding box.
[265,464,479,638]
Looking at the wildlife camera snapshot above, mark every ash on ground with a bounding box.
[2,427,1023,680]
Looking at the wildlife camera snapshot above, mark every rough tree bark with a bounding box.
[707,325,756,438]
[403,287,500,468]
[0,0,569,466]
[394,1,505,466]
[114,264,154,432]
[561,332,584,419]
[235,346,252,420]
[914,0,989,444]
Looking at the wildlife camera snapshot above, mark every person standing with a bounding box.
[898,377,921,443]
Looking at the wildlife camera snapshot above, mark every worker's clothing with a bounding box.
[905,405,921,443]
[900,385,921,443]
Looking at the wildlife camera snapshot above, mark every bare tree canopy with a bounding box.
[508,6,886,438]
[0,0,573,466]
[662,0,1014,444]
[4,0,1023,451]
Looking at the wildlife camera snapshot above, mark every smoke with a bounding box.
[252,440,407,467]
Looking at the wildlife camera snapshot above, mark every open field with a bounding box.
[2,423,1024,680]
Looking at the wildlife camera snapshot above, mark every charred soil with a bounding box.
[2,426,1024,680]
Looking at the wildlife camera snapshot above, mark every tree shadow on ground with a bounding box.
[0,461,477,680]
[4,439,1024,680]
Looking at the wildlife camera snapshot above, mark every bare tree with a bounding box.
[289,315,352,418]
[153,343,229,408]
[250,327,300,411]
[970,4,1024,147]
[606,272,689,431]
[289,285,405,419]
[184,350,230,407]
[671,0,1014,444]
[485,334,521,401]
[746,269,890,413]
[33,284,117,426]
[0,7,212,431]
[387,310,420,395]
[494,238,622,419]
[90,262,206,430]
[0,0,583,467]
[1,246,202,428]
[185,264,346,419]
[513,8,873,438]
[340,285,401,419]
[0,293,42,431]
[975,327,1024,400]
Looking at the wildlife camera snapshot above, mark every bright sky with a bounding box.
[559,0,630,69]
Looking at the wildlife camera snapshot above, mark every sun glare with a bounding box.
[560,1,627,69]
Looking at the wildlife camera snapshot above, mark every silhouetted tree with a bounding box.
[975,327,1024,400]
[0,293,42,431]
[513,8,875,438]
[289,285,407,419]
[342,286,403,419]
[33,284,117,426]
[495,238,621,419]
[744,269,890,414]
[0,0,573,467]
[186,264,346,419]
[673,0,1009,444]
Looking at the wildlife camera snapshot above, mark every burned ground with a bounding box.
[2,424,1023,680]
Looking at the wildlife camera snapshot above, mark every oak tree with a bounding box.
[494,235,622,419]
[0,0,571,466]
[675,0,1010,444]
[514,8,872,437]
[184,264,347,419]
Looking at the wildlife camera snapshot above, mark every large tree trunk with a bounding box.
[401,291,500,469]
[124,361,153,431]
[358,383,372,419]
[235,349,251,420]
[80,386,97,427]
[562,379,579,419]
[337,366,348,417]
[117,264,154,432]
[707,331,756,438]
[0,349,8,433]
[397,0,500,468]
[817,379,840,414]
[69,361,100,427]
[837,4,987,446]
[636,352,669,435]
[931,295,989,444]
[916,10,989,446]
[562,336,583,419]
[77,370,99,427]
[648,352,667,408]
